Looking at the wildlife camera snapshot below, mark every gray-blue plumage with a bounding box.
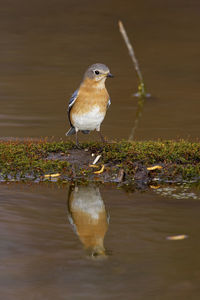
[66,89,91,136]
[66,90,78,135]
[107,98,111,108]
[68,89,78,109]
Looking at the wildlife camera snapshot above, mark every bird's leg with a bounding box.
[75,129,79,147]
[97,126,107,143]
[98,130,107,143]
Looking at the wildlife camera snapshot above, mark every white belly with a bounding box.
[71,186,105,222]
[72,106,105,131]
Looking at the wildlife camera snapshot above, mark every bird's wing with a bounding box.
[68,89,79,127]
[68,89,78,109]
[107,98,111,109]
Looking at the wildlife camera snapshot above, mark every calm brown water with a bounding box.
[0,0,200,140]
[1,1,200,299]
[1,183,200,300]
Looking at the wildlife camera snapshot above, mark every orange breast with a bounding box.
[70,78,109,119]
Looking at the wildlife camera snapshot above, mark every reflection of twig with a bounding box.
[118,20,150,139]
[129,97,145,141]
[118,20,149,98]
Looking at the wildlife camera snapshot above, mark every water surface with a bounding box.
[1,183,200,299]
[1,1,200,298]
[0,0,200,140]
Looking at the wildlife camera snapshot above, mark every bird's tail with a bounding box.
[81,130,90,134]
[66,127,76,136]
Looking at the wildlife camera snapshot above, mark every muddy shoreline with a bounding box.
[0,140,200,189]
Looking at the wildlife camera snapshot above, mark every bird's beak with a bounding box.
[107,72,114,78]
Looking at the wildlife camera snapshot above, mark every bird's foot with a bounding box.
[98,131,108,144]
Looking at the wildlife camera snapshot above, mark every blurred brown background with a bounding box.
[0,0,199,140]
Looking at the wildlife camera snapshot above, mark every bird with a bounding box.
[66,63,113,146]
[67,184,109,258]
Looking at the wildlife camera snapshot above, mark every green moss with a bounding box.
[0,139,200,185]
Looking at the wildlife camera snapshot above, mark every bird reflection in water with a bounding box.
[67,184,109,258]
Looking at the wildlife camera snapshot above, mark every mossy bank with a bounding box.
[0,139,200,188]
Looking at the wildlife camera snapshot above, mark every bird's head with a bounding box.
[83,63,113,83]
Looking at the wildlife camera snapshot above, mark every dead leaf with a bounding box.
[89,165,99,168]
[147,165,163,171]
[94,165,105,174]
[44,173,60,178]
[166,234,188,241]
[150,185,161,189]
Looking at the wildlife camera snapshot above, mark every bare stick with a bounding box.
[118,20,149,98]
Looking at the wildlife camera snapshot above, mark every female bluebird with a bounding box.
[66,63,113,146]
[67,184,109,258]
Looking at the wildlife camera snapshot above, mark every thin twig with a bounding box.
[118,20,149,98]
[92,154,101,165]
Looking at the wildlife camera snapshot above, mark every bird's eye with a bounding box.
[95,70,99,75]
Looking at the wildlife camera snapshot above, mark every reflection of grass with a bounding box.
[0,140,200,185]
[153,186,198,200]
